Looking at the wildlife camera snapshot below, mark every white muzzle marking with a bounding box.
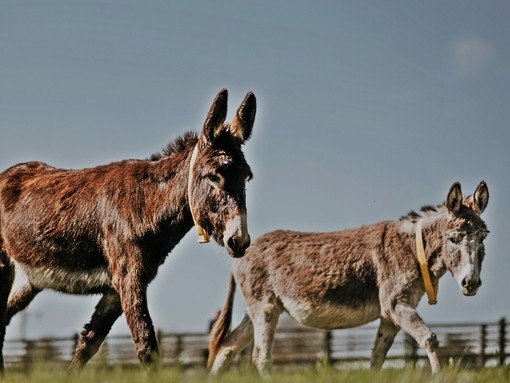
[224,214,250,254]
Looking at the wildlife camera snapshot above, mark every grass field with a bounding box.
[5,364,510,383]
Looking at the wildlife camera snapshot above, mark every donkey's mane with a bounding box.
[148,131,198,161]
[399,204,443,223]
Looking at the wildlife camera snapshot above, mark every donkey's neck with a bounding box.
[137,145,197,252]
[416,211,449,279]
[398,207,450,280]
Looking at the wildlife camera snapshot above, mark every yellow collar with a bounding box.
[416,220,438,305]
[187,145,210,244]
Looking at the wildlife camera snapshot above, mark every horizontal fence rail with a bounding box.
[4,318,508,371]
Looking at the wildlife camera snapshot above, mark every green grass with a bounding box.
[4,364,510,383]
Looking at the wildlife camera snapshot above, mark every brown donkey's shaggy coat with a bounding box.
[208,182,489,376]
[0,88,257,373]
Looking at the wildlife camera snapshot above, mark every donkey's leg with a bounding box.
[115,272,159,370]
[0,252,14,375]
[370,317,400,369]
[6,282,41,325]
[249,298,281,377]
[68,291,122,372]
[210,314,254,375]
[389,303,440,372]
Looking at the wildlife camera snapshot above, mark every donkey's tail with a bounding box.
[207,271,236,370]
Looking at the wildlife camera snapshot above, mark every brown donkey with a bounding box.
[0,88,257,374]
[208,181,490,375]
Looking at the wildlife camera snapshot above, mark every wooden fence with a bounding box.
[3,318,508,371]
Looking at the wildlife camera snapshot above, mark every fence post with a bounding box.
[478,324,487,368]
[323,331,332,365]
[175,334,183,367]
[72,333,79,352]
[156,329,164,365]
[498,317,507,366]
[22,339,33,373]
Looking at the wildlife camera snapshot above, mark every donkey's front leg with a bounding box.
[389,302,440,373]
[115,272,159,370]
[68,291,123,372]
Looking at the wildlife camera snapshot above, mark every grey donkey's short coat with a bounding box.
[208,181,489,376]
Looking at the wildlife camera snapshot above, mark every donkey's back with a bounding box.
[0,161,59,209]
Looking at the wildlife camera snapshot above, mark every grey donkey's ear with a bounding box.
[473,181,489,215]
[201,88,228,144]
[446,182,463,215]
[229,92,256,144]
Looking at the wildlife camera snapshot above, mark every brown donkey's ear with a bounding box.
[446,182,463,215]
[229,92,256,144]
[201,88,228,144]
[473,181,489,215]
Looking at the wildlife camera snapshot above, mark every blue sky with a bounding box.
[1,1,509,339]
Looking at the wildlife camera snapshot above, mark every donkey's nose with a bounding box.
[461,276,482,295]
[462,276,482,288]
[227,234,251,258]
[224,214,250,258]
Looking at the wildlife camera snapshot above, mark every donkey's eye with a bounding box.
[206,173,222,187]
[448,234,463,244]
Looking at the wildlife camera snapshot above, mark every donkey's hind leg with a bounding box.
[68,291,122,372]
[0,252,15,375]
[210,314,254,375]
[370,317,400,369]
[6,267,41,325]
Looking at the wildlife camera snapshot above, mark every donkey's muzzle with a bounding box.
[227,235,251,258]
[224,214,250,258]
[461,277,482,296]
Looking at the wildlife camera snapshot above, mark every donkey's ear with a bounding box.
[473,181,489,215]
[229,92,256,144]
[201,88,228,144]
[446,182,463,215]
